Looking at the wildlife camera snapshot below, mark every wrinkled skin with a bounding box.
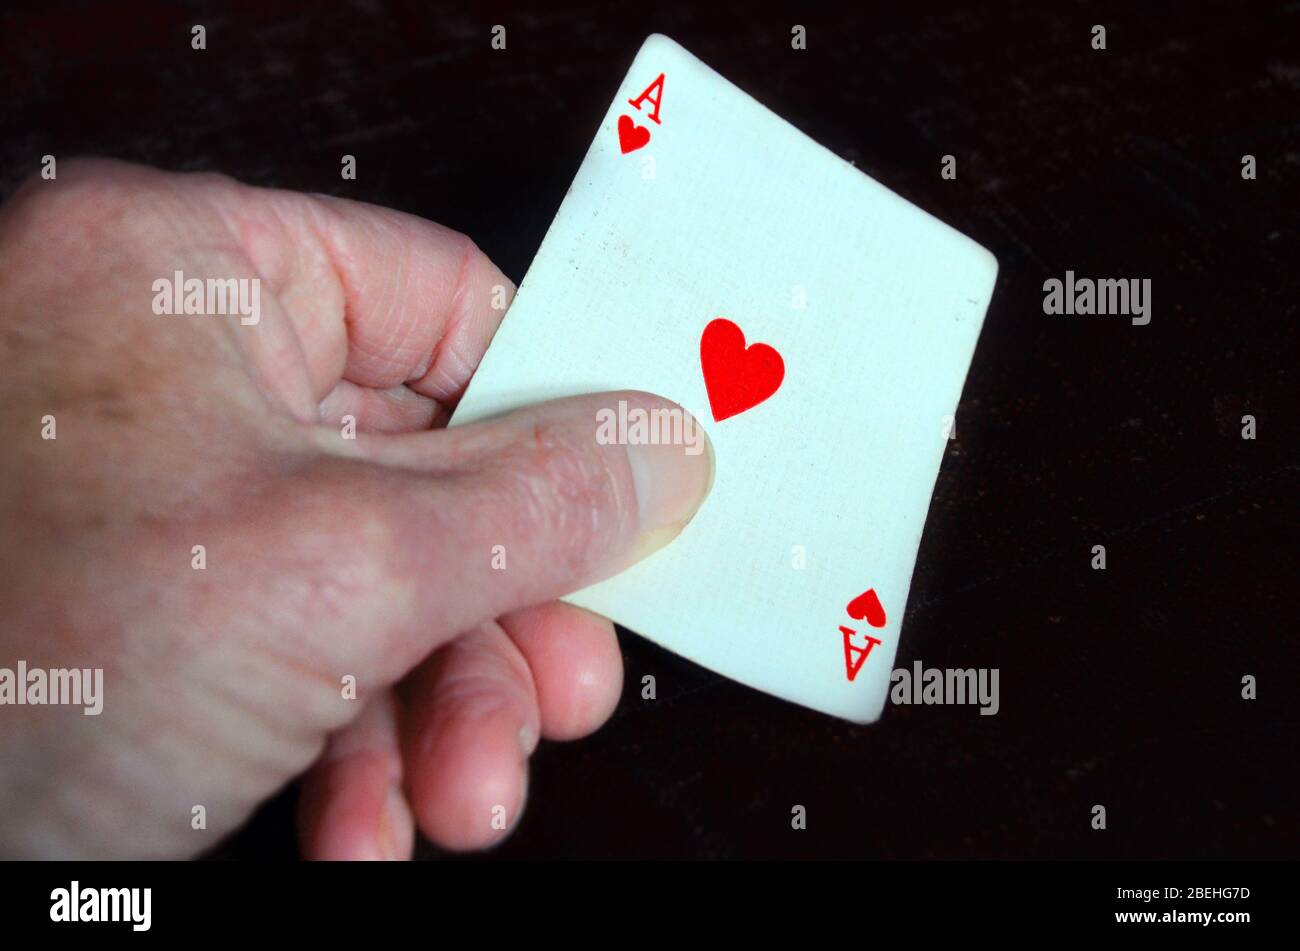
[0,160,711,858]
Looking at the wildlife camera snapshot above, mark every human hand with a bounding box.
[0,159,712,858]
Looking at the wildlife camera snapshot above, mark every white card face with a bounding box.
[451,34,997,723]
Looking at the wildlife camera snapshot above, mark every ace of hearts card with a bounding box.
[451,35,998,723]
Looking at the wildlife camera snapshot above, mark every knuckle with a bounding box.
[2,160,242,253]
[5,160,88,229]
[3,158,153,248]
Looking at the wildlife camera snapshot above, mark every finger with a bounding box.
[2,161,514,409]
[315,391,713,673]
[318,379,441,433]
[499,602,623,741]
[399,622,539,851]
[296,691,414,861]
[222,184,515,402]
[307,193,516,402]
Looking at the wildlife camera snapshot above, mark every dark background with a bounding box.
[2,0,1295,859]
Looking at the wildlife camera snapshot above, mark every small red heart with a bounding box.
[699,318,784,422]
[617,114,650,153]
[846,588,887,628]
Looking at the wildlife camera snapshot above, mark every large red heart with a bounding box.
[700,317,785,422]
[617,114,650,153]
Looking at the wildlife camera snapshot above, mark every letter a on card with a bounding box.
[628,72,665,124]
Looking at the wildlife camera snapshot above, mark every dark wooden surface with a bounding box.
[2,0,1296,859]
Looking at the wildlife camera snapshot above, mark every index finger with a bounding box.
[223,182,516,405]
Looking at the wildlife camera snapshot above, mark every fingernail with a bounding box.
[626,423,713,530]
[625,411,714,547]
[376,785,408,861]
[518,722,538,757]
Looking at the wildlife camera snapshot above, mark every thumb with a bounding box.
[346,390,713,659]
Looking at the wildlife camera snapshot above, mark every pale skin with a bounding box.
[0,159,712,859]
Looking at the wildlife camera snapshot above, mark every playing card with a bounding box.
[450,34,997,723]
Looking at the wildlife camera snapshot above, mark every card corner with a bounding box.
[640,32,683,58]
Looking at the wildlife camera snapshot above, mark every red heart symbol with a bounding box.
[617,114,650,153]
[700,317,784,422]
[846,588,887,628]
